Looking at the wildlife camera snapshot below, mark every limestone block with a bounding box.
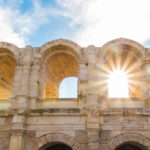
[79,64,88,80]
[101,124,122,130]
[12,115,25,123]
[79,144,88,150]
[75,130,87,144]
[9,135,23,150]
[87,123,99,129]
[0,117,5,125]
[88,142,99,150]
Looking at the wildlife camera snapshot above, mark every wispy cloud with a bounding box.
[1,0,150,47]
[57,0,150,47]
[0,0,60,47]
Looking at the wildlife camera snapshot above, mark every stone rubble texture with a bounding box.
[0,38,150,149]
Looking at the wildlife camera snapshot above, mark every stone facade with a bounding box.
[0,38,150,150]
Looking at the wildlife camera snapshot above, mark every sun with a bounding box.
[108,69,129,98]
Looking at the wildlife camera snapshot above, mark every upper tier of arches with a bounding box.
[0,38,146,100]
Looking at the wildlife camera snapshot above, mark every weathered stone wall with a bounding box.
[0,38,150,150]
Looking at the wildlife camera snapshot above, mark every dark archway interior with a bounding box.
[115,144,141,150]
[45,144,72,150]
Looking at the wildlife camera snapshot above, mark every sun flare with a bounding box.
[108,69,129,98]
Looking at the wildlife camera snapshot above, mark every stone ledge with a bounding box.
[30,108,81,115]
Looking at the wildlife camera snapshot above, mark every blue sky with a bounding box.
[1,0,150,97]
[1,0,150,48]
[59,77,78,98]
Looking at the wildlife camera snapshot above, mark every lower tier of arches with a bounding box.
[21,132,150,150]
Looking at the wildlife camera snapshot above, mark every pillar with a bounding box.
[83,46,100,150]
[9,115,25,150]
[9,46,33,150]
[29,48,41,109]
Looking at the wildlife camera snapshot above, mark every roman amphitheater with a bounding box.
[0,38,150,150]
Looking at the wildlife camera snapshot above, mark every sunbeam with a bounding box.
[108,69,129,98]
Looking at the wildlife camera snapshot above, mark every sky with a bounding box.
[1,0,150,98]
[59,77,77,98]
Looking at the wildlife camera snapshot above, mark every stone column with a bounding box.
[9,46,33,150]
[86,109,100,150]
[83,46,100,150]
[140,48,150,107]
[11,62,23,109]
[9,115,25,150]
[29,48,41,109]
[78,62,88,106]
[143,59,150,107]
[86,45,99,108]
[11,46,33,111]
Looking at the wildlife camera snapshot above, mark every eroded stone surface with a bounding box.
[0,38,150,150]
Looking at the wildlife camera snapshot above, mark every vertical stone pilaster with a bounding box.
[142,59,150,107]
[11,46,32,111]
[9,115,25,150]
[86,110,100,150]
[83,46,100,150]
[29,48,41,109]
[9,46,32,150]
[78,63,88,105]
[86,45,99,107]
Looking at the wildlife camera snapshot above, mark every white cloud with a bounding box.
[0,8,25,47]
[0,0,60,47]
[1,0,150,47]
[58,0,150,47]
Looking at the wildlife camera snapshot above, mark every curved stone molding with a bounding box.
[102,132,150,150]
[101,38,145,58]
[30,133,81,150]
[0,42,19,58]
[0,138,9,150]
[40,39,81,59]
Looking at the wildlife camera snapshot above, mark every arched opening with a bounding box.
[115,142,147,150]
[104,44,143,98]
[40,143,72,150]
[43,52,78,98]
[59,77,78,98]
[115,144,141,150]
[46,144,72,150]
[0,48,16,99]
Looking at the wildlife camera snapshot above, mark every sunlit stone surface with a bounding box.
[0,38,150,150]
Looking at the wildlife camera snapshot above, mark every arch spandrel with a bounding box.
[40,39,81,61]
[30,133,81,150]
[0,42,19,58]
[101,38,145,59]
[103,132,150,150]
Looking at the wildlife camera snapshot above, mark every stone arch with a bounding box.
[102,133,150,150]
[0,43,18,99]
[101,38,145,58]
[39,142,73,150]
[0,42,19,58]
[39,39,80,98]
[100,38,145,98]
[0,137,10,150]
[40,39,81,60]
[30,133,81,150]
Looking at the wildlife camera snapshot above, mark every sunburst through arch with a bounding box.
[99,44,144,98]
